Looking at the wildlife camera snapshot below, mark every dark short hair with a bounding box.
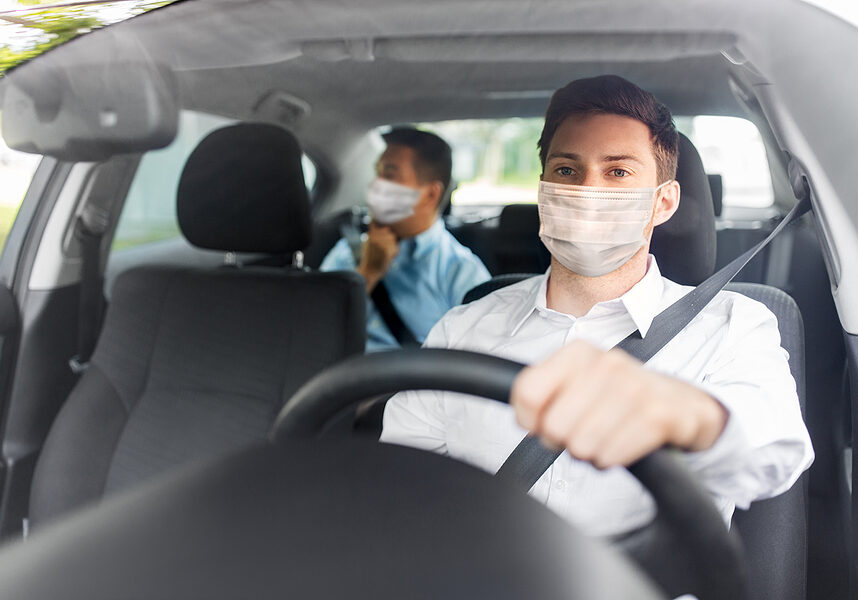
[382,127,452,191]
[537,75,679,183]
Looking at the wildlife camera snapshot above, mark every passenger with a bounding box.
[321,127,490,352]
[381,75,813,536]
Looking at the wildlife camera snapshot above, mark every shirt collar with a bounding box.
[618,255,665,338]
[509,272,549,336]
[508,255,666,338]
[404,219,444,261]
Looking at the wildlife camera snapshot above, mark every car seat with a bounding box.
[491,204,551,274]
[28,123,366,526]
[462,133,808,600]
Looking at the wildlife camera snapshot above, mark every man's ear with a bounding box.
[419,181,444,212]
[652,180,680,226]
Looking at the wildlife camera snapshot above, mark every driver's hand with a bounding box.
[357,223,399,293]
[510,340,728,469]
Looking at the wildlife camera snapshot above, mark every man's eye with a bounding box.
[611,168,629,177]
[557,166,574,176]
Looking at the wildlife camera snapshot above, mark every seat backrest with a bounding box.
[725,282,807,600]
[29,123,365,526]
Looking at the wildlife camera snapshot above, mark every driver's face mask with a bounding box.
[537,180,671,277]
[366,178,422,225]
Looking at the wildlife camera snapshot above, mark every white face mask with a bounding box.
[365,178,422,225]
[537,180,671,277]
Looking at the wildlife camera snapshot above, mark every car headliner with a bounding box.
[3,0,858,332]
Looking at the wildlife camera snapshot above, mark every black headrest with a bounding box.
[500,203,541,233]
[177,123,311,254]
[707,174,723,217]
[650,133,716,286]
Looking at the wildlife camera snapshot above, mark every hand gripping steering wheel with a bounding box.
[271,348,749,600]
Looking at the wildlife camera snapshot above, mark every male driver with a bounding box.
[321,127,490,352]
[381,76,813,537]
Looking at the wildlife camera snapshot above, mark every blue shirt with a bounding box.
[320,219,491,351]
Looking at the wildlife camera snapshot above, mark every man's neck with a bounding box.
[545,249,650,317]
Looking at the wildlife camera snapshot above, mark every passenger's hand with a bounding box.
[509,340,728,469]
[357,223,399,292]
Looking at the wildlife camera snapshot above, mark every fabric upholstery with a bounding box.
[708,174,723,217]
[31,266,365,524]
[177,123,312,254]
[31,122,364,525]
[726,282,807,600]
[494,204,552,275]
[649,133,716,286]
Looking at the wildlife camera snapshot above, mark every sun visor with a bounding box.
[1,58,178,161]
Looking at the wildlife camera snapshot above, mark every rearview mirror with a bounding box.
[1,58,178,161]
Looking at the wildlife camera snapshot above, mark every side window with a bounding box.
[112,111,233,252]
[0,114,41,254]
[674,116,774,209]
[420,115,774,215]
[419,118,543,211]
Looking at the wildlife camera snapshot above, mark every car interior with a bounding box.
[0,0,854,598]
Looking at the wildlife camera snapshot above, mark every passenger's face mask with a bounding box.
[537,180,671,277]
[366,178,422,225]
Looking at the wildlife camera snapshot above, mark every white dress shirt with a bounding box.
[381,256,814,537]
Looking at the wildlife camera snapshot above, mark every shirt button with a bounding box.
[555,480,567,491]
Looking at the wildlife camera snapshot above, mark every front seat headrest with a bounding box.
[499,203,541,233]
[177,122,311,254]
[650,133,716,286]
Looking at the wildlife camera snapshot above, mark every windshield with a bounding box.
[0,0,179,75]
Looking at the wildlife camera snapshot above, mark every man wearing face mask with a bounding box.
[381,76,812,537]
[321,127,490,352]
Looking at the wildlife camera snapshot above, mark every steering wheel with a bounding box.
[272,348,749,600]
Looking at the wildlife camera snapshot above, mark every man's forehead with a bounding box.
[547,114,656,163]
[379,143,416,163]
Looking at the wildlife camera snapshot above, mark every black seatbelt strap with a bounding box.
[69,203,111,374]
[371,282,420,347]
[495,195,812,490]
[343,218,420,348]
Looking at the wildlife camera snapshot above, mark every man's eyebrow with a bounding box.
[602,154,645,165]
[545,152,646,166]
[545,152,581,162]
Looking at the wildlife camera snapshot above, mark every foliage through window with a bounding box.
[0,0,179,76]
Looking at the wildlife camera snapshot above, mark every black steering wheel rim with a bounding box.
[271,348,748,600]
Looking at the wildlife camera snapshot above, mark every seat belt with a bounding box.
[495,194,812,490]
[371,282,420,347]
[342,218,420,348]
[68,202,111,375]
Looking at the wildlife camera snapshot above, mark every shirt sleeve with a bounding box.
[319,238,356,272]
[679,296,814,509]
[379,316,452,454]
